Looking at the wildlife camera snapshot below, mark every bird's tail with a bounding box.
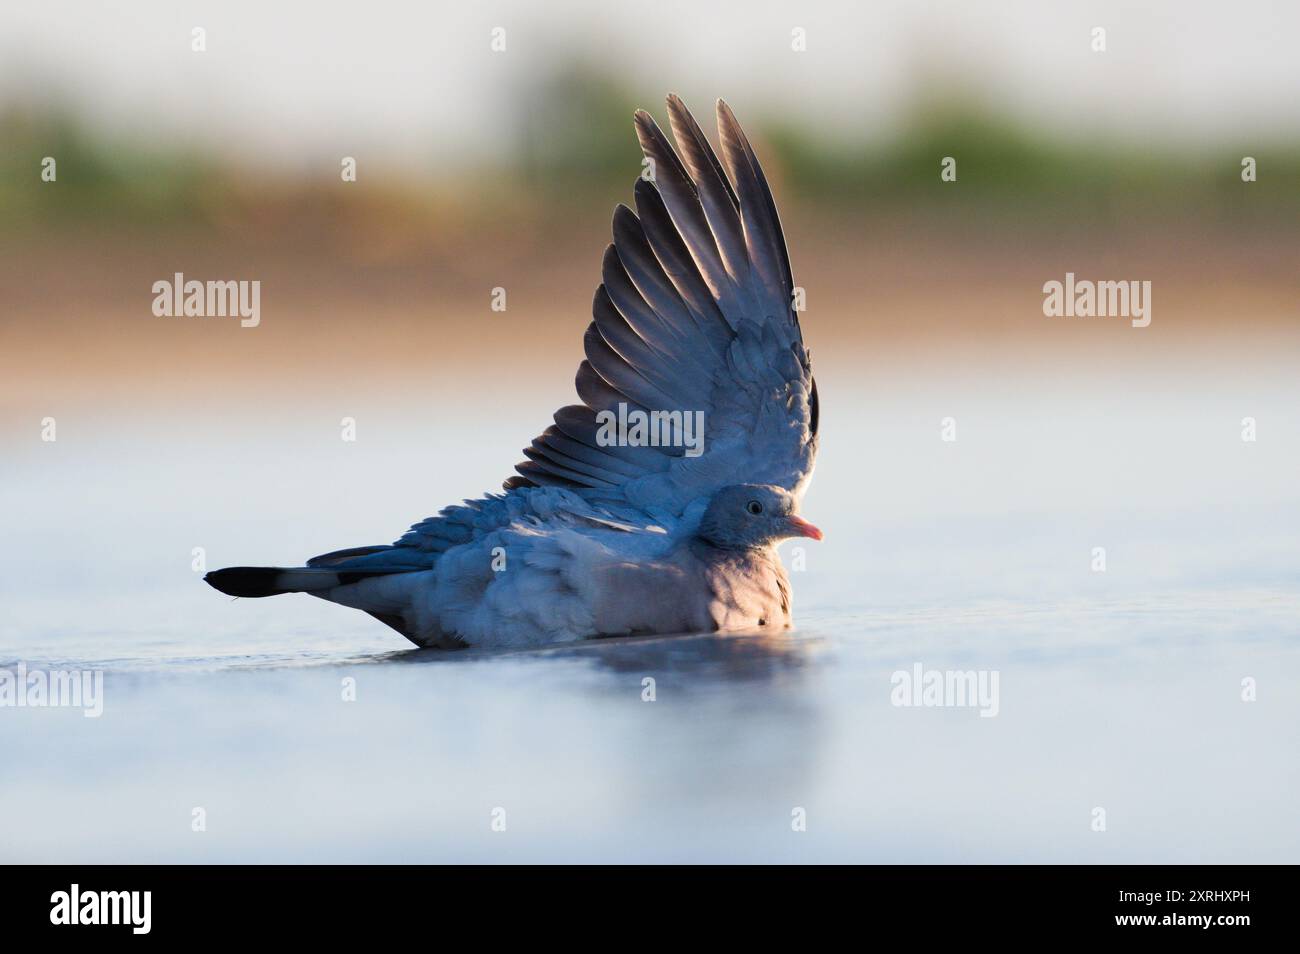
[204,566,400,598]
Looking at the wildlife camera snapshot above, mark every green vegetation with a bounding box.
[4,67,1298,231]
[0,107,226,226]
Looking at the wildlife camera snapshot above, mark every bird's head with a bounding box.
[697,483,823,550]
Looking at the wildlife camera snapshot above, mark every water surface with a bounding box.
[2,379,1297,862]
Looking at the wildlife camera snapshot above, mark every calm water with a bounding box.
[3,377,1297,862]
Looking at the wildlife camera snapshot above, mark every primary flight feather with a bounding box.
[205,95,821,649]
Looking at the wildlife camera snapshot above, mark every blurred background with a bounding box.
[1,1,1297,862]
[3,0,1297,616]
[4,0,1299,418]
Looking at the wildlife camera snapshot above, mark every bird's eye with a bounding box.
[746,500,763,515]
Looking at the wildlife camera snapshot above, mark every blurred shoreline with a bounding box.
[3,62,1297,444]
[3,210,1296,422]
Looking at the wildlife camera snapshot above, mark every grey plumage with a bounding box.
[205,95,821,649]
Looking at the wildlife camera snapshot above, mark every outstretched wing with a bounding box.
[508,95,818,519]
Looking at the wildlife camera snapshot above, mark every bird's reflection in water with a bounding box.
[366,627,822,684]
[360,627,829,817]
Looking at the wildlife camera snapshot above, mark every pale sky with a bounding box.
[3,0,1298,173]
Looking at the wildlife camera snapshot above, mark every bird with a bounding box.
[205,94,821,650]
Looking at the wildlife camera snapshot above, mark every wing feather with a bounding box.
[632,179,733,358]
[508,95,818,514]
[633,109,748,327]
[716,100,795,328]
[665,94,758,317]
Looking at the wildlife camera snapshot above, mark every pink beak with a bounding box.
[785,515,824,541]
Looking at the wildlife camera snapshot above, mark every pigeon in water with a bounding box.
[205,95,821,649]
